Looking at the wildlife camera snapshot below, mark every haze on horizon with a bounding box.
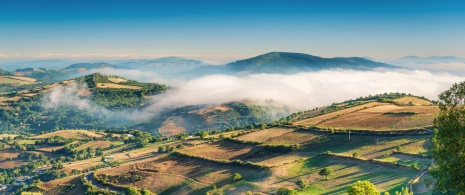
[1,0,465,63]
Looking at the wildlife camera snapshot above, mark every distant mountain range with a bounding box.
[387,56,465,66]
[115,57,204,73]
[0,52,414,78]
[0,59,72,71]
[386,56,465,75]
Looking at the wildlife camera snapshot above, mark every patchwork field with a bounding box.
[262,130,323,146]
[234,128,295,143]
[294,97,438,131]
[318,105,438,130]
[107,77,127,83]
[0,76,36,85]
[245,132,429,167]
[393,96,433,106]
[75,140,113,150]
[0,134,17,139]
[96,83,142,89]
[0,150,28,168]
[96,155,262,194]
[32,130,106,140]
[178,140,257,161]
[237,155,419,194]
[376,153,432,169]
[37,174,85,195]
[294,102,388,126]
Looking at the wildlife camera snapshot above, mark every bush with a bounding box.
[347,180,379,195]
[295,179,309,190]
[277,187,298,195]
[232,173,241,182]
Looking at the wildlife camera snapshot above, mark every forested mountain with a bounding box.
[184,52,400,77]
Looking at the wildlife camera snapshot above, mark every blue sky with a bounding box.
[0,0,464,62]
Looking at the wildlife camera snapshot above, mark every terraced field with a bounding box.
[95,155,262,195]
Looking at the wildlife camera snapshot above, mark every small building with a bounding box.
[0,184,10,191]
[14,176,33,185]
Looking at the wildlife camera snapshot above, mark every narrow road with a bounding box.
[85,171,125,194]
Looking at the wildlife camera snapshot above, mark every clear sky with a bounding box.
[0,0,464,62]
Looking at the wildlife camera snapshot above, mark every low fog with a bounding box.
[43,69,465,122]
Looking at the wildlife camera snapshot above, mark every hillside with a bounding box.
[0,68,14,76]
[291,93,438,131]
[136,101,289,136]
[185,52,400,77]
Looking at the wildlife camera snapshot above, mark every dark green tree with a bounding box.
[319,167,332,180]
[431,81,465,194]
[295,178,309,190]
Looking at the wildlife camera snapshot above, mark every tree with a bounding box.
[347,180,379,195]
[232,173,241,182]
[277,187,298,195]
[200,131,209,139]
[318,167,332,179]
[394,187,413,195]
[352,152,359,158]
[140,188,152,195]
[431,81,465,193]
[295,178,309,190]
[126,187,142,195]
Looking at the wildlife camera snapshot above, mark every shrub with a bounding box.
[347,180,379,195]
[277,187,298,195]
[295,179,309,190]
[232,173,241,182]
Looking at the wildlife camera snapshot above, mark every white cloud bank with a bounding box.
[42,69,465,122]
[143,69,462,113]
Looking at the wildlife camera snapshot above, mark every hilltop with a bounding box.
[291,93,438,131]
